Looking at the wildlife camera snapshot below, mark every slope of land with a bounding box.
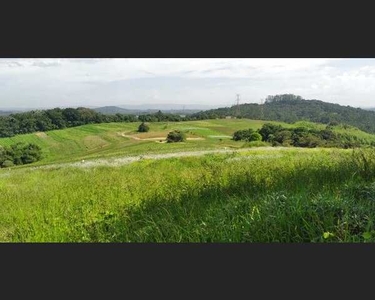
[2,118,375,242]
[192,94,375,134]
[1,119,375,166]
[1,147,375,242]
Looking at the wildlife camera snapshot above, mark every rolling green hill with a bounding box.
[2,118,375,242]
[1,118,375,166]
[192,94,375,134]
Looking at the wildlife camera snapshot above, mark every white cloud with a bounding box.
[1,58,375,108]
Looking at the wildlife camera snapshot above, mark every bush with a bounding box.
[166,130,185,143]
[0,143,42,168]
[258,123,283,141]
[2,160,14,168]
[233,129,262,142]
[138,122,149,133]
[249,132,262,141]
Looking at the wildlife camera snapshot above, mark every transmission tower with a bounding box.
[260,98,264,119]
[235,94,240,116]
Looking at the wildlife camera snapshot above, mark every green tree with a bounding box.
[258,123,283,142]
[138,122,150,132]
[166,130,185,143]
[2,160,14,168]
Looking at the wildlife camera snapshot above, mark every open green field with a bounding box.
[1,147,375,242]
[1,118,374,166]
[2,119,375,242]
[0,119,280,165]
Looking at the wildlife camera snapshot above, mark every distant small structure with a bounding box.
[179,114,186,118]
[225,116,232,119]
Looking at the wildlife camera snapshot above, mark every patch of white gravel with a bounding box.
[208,135,232,138]
[226,154,283,162]
[26,147,296,170]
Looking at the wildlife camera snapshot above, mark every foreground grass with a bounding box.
[1,147,375,242]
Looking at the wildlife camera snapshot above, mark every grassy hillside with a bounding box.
[2,118,375,242]
[2,147,375,242]
[1,119,375,166]
[0,119,281,164]
[192,94,375,134]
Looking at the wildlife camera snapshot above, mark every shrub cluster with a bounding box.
[234,123,369,148]
[138,122,150,132]
[0,143,42,168]
[166,130,186,143]
[232,129,262,142]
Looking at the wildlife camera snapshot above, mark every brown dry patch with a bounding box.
[35,132,48,138]
[83,136,109,149]
[186,137,205,141]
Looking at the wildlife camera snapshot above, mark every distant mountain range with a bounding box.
[93,106,202,115]
[0,103,216,116]
[0,110,24,116]
[117,103,216,111]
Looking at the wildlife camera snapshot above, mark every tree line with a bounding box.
[191,94,375,135]
[3,94,375,138]
[233,123,375,149]
[0,107,197,138]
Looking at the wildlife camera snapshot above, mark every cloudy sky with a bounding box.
[1,58,375,109]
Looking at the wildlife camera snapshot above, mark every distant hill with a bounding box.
[94,106,201,115]
[192,94,375,134]
[0,110,22,116]
[93,106,139,115]
[119,103,216,111]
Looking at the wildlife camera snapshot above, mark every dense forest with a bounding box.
[191,94,375,134]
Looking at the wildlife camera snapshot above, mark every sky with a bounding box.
[1,58,375,110]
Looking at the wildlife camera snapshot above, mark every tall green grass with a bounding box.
[1,148,375,242]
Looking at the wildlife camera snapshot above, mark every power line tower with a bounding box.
[260,98,264,119]
[235,94,240,117]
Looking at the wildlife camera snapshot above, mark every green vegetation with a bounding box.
[2,148,375,242]
[233,129,262,142]
[0,107,188,138]
[234,123,375,149]
[0,143,42,168]
[138,122,150,133]
[0,119,277,165]
[192,94,375,134]
[1,119,375,167]
[166,130,186,143]
[1,117,375,242]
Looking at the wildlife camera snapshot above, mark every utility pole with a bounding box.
[235,94,240,117]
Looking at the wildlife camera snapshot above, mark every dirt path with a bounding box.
[120,133,205,141]
[30,147,297,170]
[120,133,165,141]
